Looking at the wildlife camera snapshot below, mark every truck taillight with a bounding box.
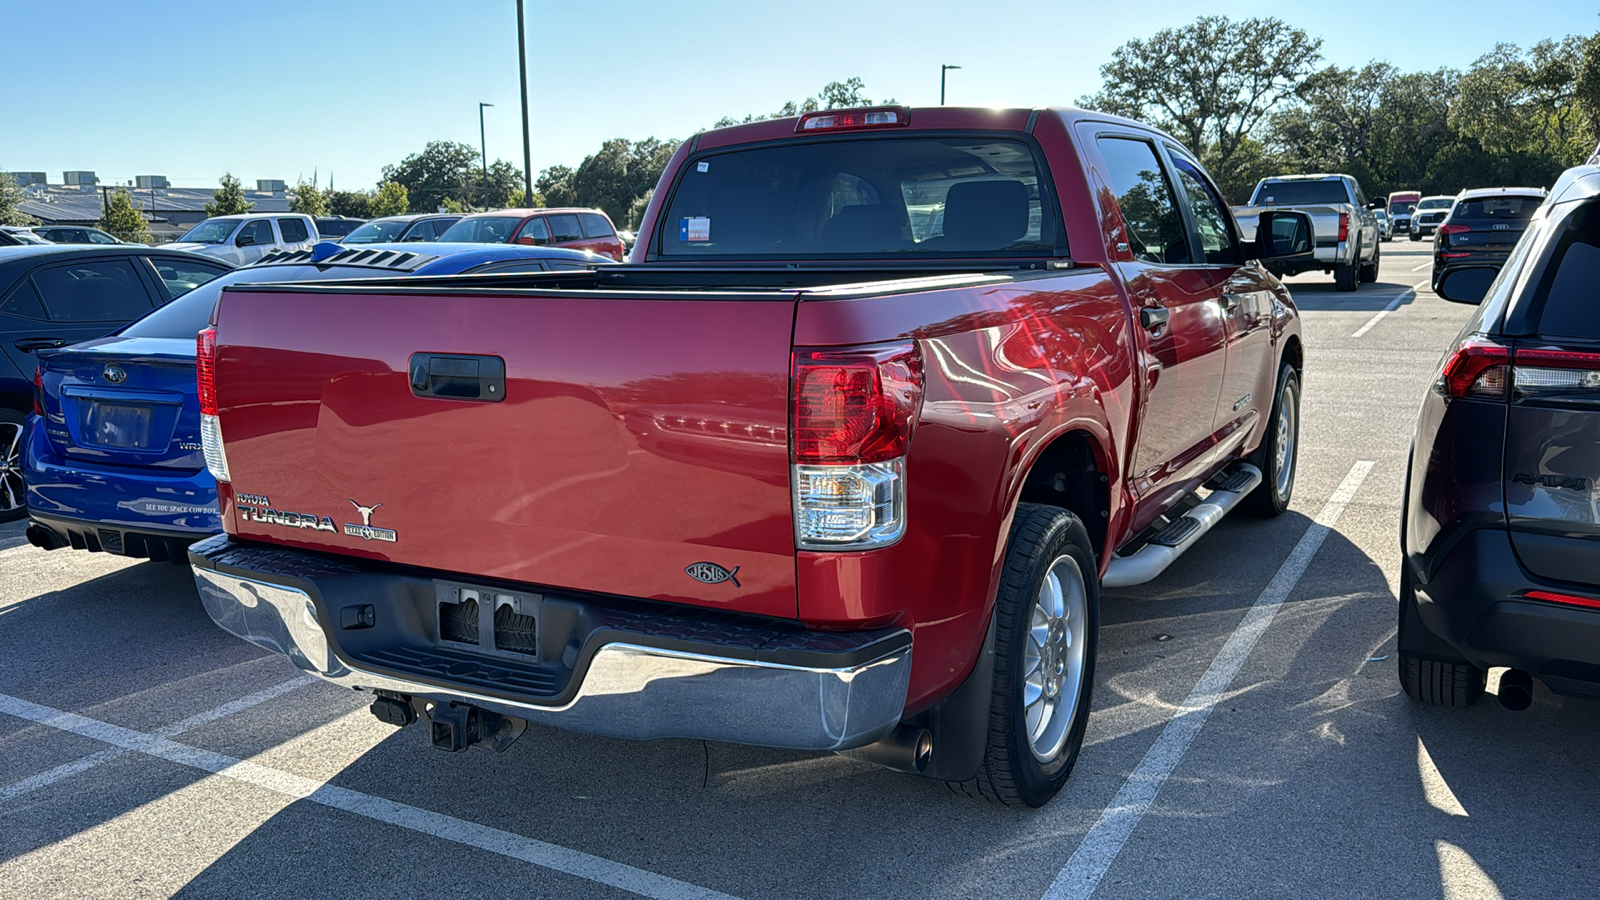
[795,106,910,133]
[32,366,43,416]
[791,342,922,550]
[197,327,231,482]
[1338,212,1350,242]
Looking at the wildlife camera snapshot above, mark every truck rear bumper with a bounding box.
[188,534,911,751]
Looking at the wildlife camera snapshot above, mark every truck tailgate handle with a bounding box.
[408,353,506,402]
[1140,307,1170,332]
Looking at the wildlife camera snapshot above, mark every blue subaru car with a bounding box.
[23,242,611,560]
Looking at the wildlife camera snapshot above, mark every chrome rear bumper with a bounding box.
[190,544,910,752]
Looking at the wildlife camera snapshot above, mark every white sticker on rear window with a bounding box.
[696,161,710,173]
[680,216,710,242]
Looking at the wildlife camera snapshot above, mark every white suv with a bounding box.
[165,213,319,265]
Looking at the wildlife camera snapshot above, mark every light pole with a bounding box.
[516,0,533,207]
[478,102,494,210]
[940,64,961,105]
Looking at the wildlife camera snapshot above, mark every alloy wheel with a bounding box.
[0,419,24,515]
[1023,554,1089,762]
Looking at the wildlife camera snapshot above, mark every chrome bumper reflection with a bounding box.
[192,567,910,751]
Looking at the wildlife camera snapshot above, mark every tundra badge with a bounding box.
[685,562,740,588]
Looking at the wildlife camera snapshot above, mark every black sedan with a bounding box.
[1431,188,1548,288]
[1402,164,1600,711]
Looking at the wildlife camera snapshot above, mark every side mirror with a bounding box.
[1251,210,1315,263]
[235,233,256,247]
[1435,266,1498,305]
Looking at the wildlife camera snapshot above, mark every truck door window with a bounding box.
[1167,151,1240,266]
[1096,137,1190,265]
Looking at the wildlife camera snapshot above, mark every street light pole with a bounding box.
[478,102,494,211]
[940,64,961,105]
[516,0,533,207]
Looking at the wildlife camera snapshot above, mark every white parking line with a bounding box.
[1410,261,1432,272]
[1351,281,1427,338]
[1042,460,1375,900]
[0,691,739,900]
[0,675,316,803]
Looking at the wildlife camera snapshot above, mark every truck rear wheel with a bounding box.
[1335,255,1359,292]
[1360,241,1380,283]
[951,503,1098,807]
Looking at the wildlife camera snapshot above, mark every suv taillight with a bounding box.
[1514,348,1600,396]
[1439,223,1471,236]
[791,342,922,549]
[32,366,44,416]
[1338,212,1350,242]
[1436,338,1511,399]
[197,327,230,481]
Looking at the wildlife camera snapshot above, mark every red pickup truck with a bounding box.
[188,106,1312,806]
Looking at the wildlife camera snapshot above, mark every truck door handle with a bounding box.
[408,353,506,402]
[14,337,67,353]
[1140,307,1170,332]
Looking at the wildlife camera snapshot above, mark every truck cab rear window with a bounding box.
[1251,181,1349,206]
[659,137,1059,258]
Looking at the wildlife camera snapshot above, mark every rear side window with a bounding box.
[1097,137,1190,265]
[1530,209,1600,339]
[1455,197,1542,220]
[578,213,614,239]
[0,280,48,320]
[241,219,274,245]
[278,218,310,243]
[546,214,583,242]
[32,259,152,321]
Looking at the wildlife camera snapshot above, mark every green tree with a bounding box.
[713,77,894,127]
[473,159,530,210]
[289,180,328,217]
[204,173,255,216]
[535,165,576,208]
[98,188,151,242]
[382,141,479,213]
[369,181,410,217]
[326,189,373,218]
[534,137,679,225]
[1080,16,1322,179]
[0,172,34,226]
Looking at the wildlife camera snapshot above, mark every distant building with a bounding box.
[9,174,291,240]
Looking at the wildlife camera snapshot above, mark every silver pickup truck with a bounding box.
[1233,174,1381,292]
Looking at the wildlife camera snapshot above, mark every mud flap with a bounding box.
[918,607,997,782]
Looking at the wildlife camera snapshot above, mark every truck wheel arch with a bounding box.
[1012,427,1114,562]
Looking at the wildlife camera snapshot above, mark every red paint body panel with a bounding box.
[210,106,1302,716]
[213,289,799,617]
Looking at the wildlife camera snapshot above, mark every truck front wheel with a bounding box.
[953,503,1098,807]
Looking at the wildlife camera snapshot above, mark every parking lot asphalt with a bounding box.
[4,242,1596,900]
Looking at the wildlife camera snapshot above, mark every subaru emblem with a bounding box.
[103,365,127,384]
[685,562,740,587]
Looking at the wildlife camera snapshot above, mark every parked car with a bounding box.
[1401,162,1600,711]
[1409,195,1456,240]
[30,226,126,245]
[0,245,232,520]
[185,105,1313,807]
[437,207,626,261]
[22,242,613,556]
[163,213,319,265]
[1431,187,1548,290]
[342,214,462,244]
[1388,191,1421,236]
[1234,174,1381,291]
[313,216,367,243]
[0,227,51,247]
[1375,209,1393,241]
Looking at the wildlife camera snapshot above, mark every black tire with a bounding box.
[1397,566,1484,707]
[951,503,1098,807]
[1359,240,1380,283]
[1241,363,1300,517]
[1409,232,1421,242]
[1334,259,1358,292]
[0,408,26,523]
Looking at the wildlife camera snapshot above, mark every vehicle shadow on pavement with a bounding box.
[1284,279,1424,312]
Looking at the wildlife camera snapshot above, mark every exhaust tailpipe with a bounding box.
[25,524,60,551]
[1499,669,1534,711]
[839,724,933,774]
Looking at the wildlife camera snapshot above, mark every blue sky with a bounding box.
[3,0,1596,191]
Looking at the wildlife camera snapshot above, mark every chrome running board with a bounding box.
[1102,463,1264,588]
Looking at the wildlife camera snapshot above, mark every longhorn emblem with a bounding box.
[348,500,383,526]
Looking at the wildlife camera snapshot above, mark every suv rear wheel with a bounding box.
[1397,566,1484,707]
[951,503,1098,807]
